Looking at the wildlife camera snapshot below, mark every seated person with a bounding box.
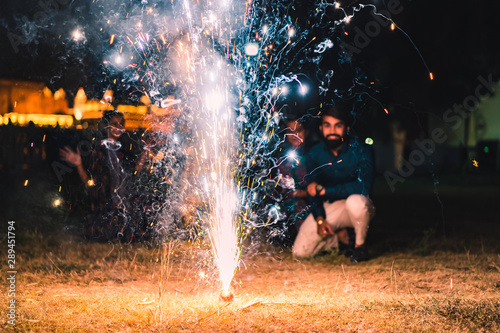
[292,106,375,262]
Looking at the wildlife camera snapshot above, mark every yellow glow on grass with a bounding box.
[12,239,500,331]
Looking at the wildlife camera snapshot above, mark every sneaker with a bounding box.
[350,245,369,263]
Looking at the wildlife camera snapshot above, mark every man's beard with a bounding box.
[324,134,345,150]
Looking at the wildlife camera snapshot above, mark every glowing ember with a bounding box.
[219,290,234,302]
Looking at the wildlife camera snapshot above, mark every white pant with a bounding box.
[292,194,375,258]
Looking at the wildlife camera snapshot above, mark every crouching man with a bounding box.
[292,106,375,262]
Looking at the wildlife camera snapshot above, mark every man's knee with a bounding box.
[345,195,375,217]
[292,214,315,258]
[292,245,311,259]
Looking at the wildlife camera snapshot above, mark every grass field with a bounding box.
[1,174,500,332]
[1,237,499,332]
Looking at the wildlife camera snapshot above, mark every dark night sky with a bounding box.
[0,0,499,112]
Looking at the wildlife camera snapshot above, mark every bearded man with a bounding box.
[292,106,375,262]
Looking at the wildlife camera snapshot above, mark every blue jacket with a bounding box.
[306,136,375,219]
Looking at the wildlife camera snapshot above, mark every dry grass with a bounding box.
[1,234,500,332]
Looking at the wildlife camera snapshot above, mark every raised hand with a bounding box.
[59,146,82,166]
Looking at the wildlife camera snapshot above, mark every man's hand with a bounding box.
[316,217,334,238]
[60,146,82,166]
[307,182,326,197]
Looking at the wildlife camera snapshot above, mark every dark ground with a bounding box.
[369,173,500,256]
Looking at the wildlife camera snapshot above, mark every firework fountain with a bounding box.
[176,1,246,299]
